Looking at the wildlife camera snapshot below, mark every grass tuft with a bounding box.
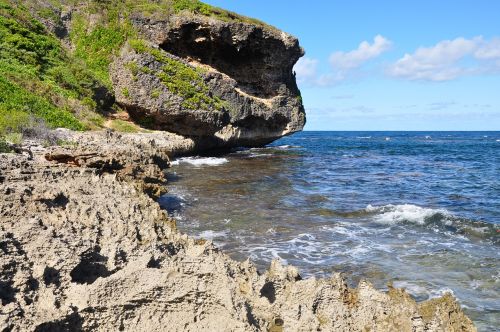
[109,119,140,133]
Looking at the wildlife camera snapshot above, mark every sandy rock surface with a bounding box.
[0,131,475,331]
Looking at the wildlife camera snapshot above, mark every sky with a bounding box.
[203,0,500,131]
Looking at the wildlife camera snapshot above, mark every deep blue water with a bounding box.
[273,131,500,225]
[163,131,499,331]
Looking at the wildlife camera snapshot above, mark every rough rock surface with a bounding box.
[111,14,306,148]
[0,131,476,331]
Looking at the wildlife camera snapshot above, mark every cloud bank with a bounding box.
[294,36,500,86]
[294,35,391,86]
[388,37,500,81]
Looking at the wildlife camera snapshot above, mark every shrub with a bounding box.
[151,89,161,99]
[122,88,130,98]
[0,77,84,131]
[0,136,11,153]
[4,132,22,144]
[0,0,105,133]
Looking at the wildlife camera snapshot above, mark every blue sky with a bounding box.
[204,0,500,130]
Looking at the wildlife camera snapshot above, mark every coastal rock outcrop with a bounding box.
[111,14,305,148]
[0,132,476,331]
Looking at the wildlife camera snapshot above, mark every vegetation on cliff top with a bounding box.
[129,39,226,112]
[0,0,268,144]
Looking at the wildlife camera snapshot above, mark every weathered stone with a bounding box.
[0,132,476,331]
[111,15,306,149]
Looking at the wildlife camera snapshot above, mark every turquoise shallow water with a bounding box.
[161,131,500,331]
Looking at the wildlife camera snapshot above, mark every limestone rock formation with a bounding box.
[111,14,306,148]
[0,132,476,331]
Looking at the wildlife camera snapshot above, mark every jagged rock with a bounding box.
[111,15,306,148]
[0,133,476,331]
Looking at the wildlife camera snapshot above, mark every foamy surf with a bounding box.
[366,204,451,225]
[198,230,229,241]
[366,204,499,243]
[170,156,228,166]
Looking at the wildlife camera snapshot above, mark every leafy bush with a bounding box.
[4,132,22,144]
[0,0,106,133]
[0,136,11,153]
[71,13,131,87]
[0,77,83,131]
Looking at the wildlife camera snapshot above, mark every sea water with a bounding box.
[161,131,499,331]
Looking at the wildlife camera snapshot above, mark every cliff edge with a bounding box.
[0,0,305,149]
[112,14,305,148]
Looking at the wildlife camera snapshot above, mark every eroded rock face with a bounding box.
[111,15,306,148]
[0,133,476,331]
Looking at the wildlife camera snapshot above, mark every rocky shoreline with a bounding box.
[0,130,476,331]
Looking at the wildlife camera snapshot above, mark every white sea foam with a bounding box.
[429,287,455,299]
[366,204,450,225]
[198,230,229,241]
[248,153,269,158]
[393,281,430,298]
[356,136,372,139]
[171,156,228,166]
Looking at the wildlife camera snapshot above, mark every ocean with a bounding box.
[161,131,499,331]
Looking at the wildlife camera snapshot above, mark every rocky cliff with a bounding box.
[0,131,476,331]
[0,0,304,150]
[111,14,305,148]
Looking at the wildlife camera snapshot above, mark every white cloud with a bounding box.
[388,36,500,81]
[329,35,392,70]
[294,57,318,84]
[294,35,391,87]
[475,38,500,59]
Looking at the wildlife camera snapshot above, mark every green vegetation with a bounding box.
[122,88,130,98]
[4,132,22,144]
[70,9,133,87]
[130,40,226,111]
[0,0,106,142]
[172,0,272,28]
[151,89,161,99]
[0,136,11,152]
[0,0,266,144]
[109,119,139,133]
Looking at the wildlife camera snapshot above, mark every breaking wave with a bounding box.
[366,204,499,244]
[170,156,228,166]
